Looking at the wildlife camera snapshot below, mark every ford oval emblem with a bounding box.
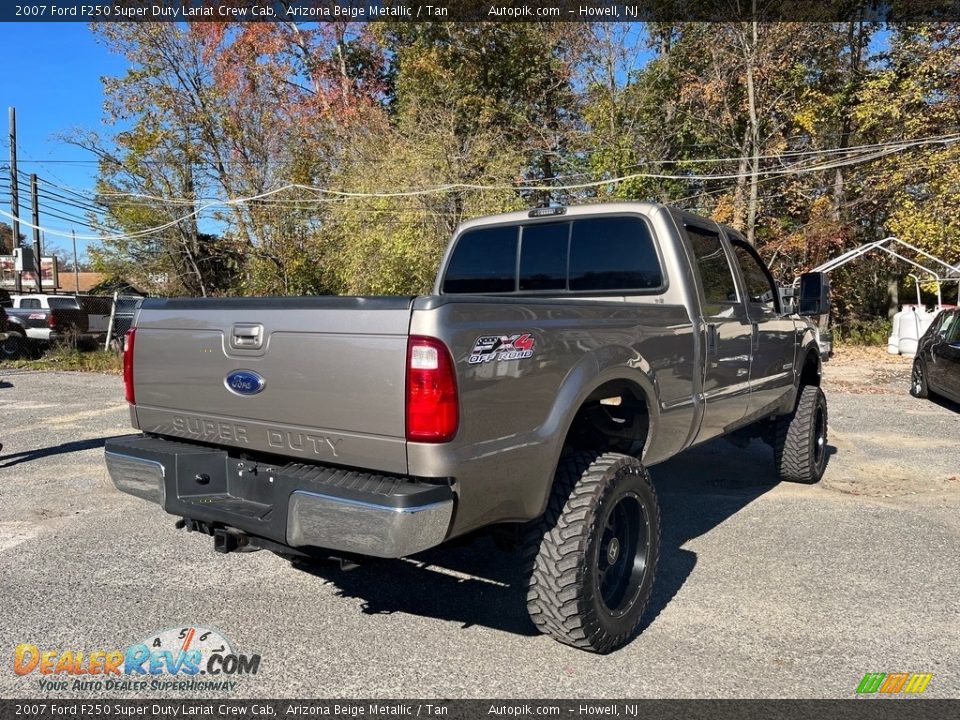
[225,369,265,396]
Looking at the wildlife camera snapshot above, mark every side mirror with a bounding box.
[799,272,830,316]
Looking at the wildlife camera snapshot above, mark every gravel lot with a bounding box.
[1,351,958,699]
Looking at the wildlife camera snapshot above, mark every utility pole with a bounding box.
[8,106,22,292]
[72,230,79,294]
[31,173,42,292]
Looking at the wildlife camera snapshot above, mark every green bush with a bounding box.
[836,318,891,346]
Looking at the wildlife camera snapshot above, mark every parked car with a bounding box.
[106,202,830,653]
[4,293,94,357]
[911,307,960,404]
[0,289,21,359]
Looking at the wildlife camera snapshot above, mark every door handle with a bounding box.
[751,322,759,353]
[231,323,264,349]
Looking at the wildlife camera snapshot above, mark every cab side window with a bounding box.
[686,225,738,316]
[731,240,779,314]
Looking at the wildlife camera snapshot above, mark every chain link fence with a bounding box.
[75,295,114,338]
[104,293,143,351]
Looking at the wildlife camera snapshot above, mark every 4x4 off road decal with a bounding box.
[469,334,536,364]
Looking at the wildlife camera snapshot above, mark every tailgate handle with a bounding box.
[231,323,264,349]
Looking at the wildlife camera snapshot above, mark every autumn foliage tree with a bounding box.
[85,20,960,326]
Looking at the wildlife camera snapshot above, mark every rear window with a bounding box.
[443,215,662,294]
[48,297,80,309]
[519,223,568,291]
[442,225,518,294]
[569,217,662,291]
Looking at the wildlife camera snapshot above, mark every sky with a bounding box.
[0,23,127,262]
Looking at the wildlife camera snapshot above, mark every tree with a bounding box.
[84,22,385,295]
[854,25,960,262]
[0,222,26,255]
[378,22,586,198]
[78,19,959,321]
[322,102,525,295]
[310,22,587,294]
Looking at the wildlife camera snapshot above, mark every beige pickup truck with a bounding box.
[106,202,830,653]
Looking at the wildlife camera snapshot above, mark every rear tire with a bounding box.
[1,330,28,360]
[774,385,828,484]
[523,452,660,654]
[910,358,930,399]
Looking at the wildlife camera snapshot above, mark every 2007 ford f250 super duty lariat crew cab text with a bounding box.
[106,203,831,653]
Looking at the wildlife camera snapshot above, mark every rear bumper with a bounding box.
[105,435,454,558]
[24,328,53,341]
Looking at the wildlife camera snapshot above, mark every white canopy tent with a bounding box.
[809,236,960,307]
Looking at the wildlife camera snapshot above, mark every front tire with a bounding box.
[910,358,930,399]
[774,385,828,484]
[523,452,660,653]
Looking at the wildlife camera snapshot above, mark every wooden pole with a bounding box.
[31,173,42,292]
[8,107,22,293]
[72,230,80,295]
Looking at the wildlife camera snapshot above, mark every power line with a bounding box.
[4,133,958,244]
[14,132,960,169]
[25,132,960,204]
[44,133,960,209]
[36,188,107,215]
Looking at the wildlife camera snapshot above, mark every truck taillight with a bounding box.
[47,312,57,328]
[406,336,458,443]
[123,328,136,404]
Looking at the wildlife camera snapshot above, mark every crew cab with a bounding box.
[105,202,830,653]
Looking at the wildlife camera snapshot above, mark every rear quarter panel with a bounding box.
[408,297,697,535]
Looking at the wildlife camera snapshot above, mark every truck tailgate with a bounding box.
[131,296,414,475]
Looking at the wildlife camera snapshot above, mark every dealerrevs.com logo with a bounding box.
[14,626,261,693]
[856,672,933,696]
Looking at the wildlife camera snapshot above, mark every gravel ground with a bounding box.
[0,353,958,699]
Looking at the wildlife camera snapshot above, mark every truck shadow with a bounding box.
[0,437,108,468]
[292,437,834,643]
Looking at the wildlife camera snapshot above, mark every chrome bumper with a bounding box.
[287,491,453,558]
[105,449,166,505]
[105,435,454,559]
